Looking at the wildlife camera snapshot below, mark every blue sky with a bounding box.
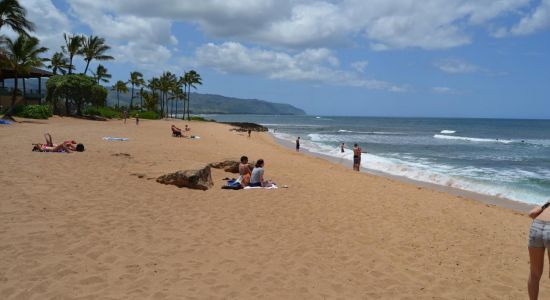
[16,0,550,118]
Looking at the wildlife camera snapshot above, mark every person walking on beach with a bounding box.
[248,129,251,138]
[352,143,361,171]
[296,137,300,152]
[527,199,550,299]
[123,110,128,124]
[341,143,345,153]
[135,113,140,125]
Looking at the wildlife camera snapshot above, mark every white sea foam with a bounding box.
[440,130,456,134]
[434,134,514,144]
[275,132,549,204]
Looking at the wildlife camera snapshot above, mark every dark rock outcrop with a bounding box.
[156,165,213,190]
[210,160,254,173]
[222,122,268,132]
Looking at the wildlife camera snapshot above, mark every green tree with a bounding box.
[45,74,106,115]
[128,71,144,109]
[0,0,35,36]
[159,71,176,118]
[81,35,113,74]
[92,64,111,84]
[142,90,158,112]
[0,34,47,119]
[46,51,71,75]
[111,80,128,108]
[62,33,83,74]
[183,70,202,120]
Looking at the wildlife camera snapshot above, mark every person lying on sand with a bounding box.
[32,141,84,153]
[33,134,85,152]
[527,199,550,300]
[249,159,274,187]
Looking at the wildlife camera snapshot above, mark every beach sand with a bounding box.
[0,116,545,299]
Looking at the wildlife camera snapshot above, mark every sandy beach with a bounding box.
[0,116,545,299]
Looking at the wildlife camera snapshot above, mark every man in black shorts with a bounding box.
[296,137,300,152]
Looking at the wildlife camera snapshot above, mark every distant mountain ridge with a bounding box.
[106,90,305,115]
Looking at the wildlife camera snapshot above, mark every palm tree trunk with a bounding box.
[22,79,26,105]
[187,86,191,121]
[84,59,91,74]
[68,55,73,74]
[130,85,134,109]
[117,91,120,108]
[11,76,18,106]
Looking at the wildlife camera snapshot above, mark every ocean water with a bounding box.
[205,115,550,205]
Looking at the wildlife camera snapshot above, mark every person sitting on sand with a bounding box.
[527,199,550,299]
[185,124,191,132]
[249,159,273,187]
[171,125,183,137]
[238,156,252,186]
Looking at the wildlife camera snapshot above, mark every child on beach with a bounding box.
[135,113,140,125]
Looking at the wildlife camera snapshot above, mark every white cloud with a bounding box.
[65,0,177,70]
[192,42,405,91]
[493,0,550,37]
[20,0,72,53]
[351,60,369,73]
[62,0,544,51]
[434,59,480,74]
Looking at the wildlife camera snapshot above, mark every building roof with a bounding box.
[0,67,54,79]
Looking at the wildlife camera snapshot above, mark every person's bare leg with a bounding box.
[528,247,545,299]
[44,133,53,146]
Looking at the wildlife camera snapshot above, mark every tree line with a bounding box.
[0,0,202,120]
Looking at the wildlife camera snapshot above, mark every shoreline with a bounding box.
[269,132,536,213]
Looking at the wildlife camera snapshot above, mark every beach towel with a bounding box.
[0,120,12,125]
[103,137,128,141]
[244,184,278,190]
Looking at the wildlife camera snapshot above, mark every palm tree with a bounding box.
[128,71,144,109]
[159,71,176,118]
[46,51,70,75]
[92,64,111,84]
[147,77,160,112]
[184,70,202,120]
[62,33,83,74]
[80,35,113,74]
[111,80,128,108]
[0,0,35,36]
[0,34,48,119]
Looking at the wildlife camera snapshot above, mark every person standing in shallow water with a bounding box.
[296,137,300,152]
[352,143,362,171]
[341,143,345,153]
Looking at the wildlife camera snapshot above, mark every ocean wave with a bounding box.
[274,132,549,204]
[337,129,406,135]
[434,134,514,144]
[434,134,550,146]
[440,130,456,134]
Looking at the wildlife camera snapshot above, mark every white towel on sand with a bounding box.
[244,184,278,190]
